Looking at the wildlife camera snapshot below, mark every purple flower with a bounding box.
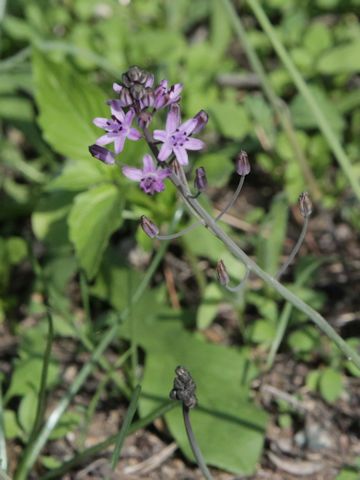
[93,102,141,154]
[88,144,115,165]
[122,154,171,195]
[153,104,205,165]
[154,80,183,110]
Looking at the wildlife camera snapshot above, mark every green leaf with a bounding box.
[47,159,111,192]
[319,368,343,404]
[18,390,38,435]
[68,184,124,279]
[317,41,360,74]
[196,283,223,329]
[211,101,251,139]
[32,50,108,162]
[119,313,267,475]
[4,410,21,439]
[249,319,276,345]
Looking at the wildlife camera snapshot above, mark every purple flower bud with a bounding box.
[137,111,153,129]
[194,167,207,192]
[88,144,115,165]
[118,87,133,107]
[299,192,312,217]
[192,110,209,134]
[140,215,159,238]
[140,88,155,109]
[216,260,229,286]
[130,84,146,101]
[236,151,250,176]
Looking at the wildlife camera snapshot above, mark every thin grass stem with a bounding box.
[221,0,322,202]
[225,268,250,293]
[0,383,7,471]
[110,385,142,472]
[246,0,360,200]
[157,221,201,240]
[13,209,183,480]
[39,401,177,480]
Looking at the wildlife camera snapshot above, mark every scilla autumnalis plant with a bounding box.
[89,66,360,371]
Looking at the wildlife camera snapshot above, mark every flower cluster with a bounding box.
[89,65,208,195]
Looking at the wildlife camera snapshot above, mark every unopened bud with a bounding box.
[299,192,312,217]
[140,88,155,109]
[140,215,159,238]
[236,151,250,176]
[192,110,209,134]
[130,84,146,101]
[119,87,133,107]
[137,111,152,129]
[123,65,143,85]
[194,167,208,192]
[216,260,230,286]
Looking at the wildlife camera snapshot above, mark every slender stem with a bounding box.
[246,0,360,200]
[221,0,322,202]
[183,405,213,480]
[157,221,201,240]
[142,138,360,369]
[14,210,183,480]
[226,268,250,293]
[276,216,309,280]
[215,176,245,221]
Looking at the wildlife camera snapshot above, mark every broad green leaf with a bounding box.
[47,159,112,192]
[249,319,276,345]
[4,410,21,439]
[32,50,108,162]
[196,283,223,329]
[68,184,124,279]
[18,390,37,435]
[319,368,343,403]
[129,314,267,476]
[317,41,360,74]
[287,326,320,354]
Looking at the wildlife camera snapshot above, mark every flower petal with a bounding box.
[96,133,116,146]
[158,142,173,162]
[113,83,123,93]
[124,109,135,127]
[114,134,126,154]
[174,146,188,165]
[93,117,111,129]
[179,117,197,135]
[157,167,172,179]
[153,129,167,142]
[166,104,180,132]
[128,128,142,141]
[122,166,143,181]
[142,154,156,174]
[185,138,205,151]
[109,101,125,122]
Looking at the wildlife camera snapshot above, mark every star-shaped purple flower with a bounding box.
[93,101,141,154]
[122,154,171,195]
[153,104,205,165]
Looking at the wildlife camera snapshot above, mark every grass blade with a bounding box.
[247,0,360,200]
[110,385,142,471]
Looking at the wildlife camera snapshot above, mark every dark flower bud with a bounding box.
[299,192,312,217]
[236,151,250,176]
[192,110,209,134]
[140,88,155,109]
[130,84,146,101]
[216,259,230,286]
[137,111,153,129]
[170,366,197,409]
[140,215,159,238]
[123,65,143,85]
[88,144,115,165]
[194,167,208,192]
[119,87,133,107]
